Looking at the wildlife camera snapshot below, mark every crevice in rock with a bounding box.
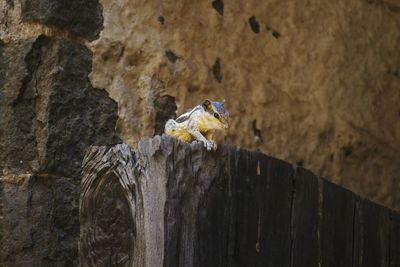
[154,95,177,136]
[248,16,260,33]
[212,0,224,16]
[342,146,353,158]
[272,31,281,39]
[212,58,222,82]
[158,16,165,25]
[165,50,179,63]
[12,35,47,107]
[252,120,262,144]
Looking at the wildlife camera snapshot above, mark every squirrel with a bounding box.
[164,99,229,151]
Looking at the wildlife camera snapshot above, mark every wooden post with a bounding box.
[79,135,400,267]
[80,144,143,267]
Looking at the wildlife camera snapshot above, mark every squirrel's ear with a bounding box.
[202,99,211,110]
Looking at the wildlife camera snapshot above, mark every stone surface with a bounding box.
[20,0,103,40]
[0,1,74,42]
[0,35,120,267]
[0,37,40,176]
[0,175,79,267]
[89,0,400,211]
[0,35,120,179]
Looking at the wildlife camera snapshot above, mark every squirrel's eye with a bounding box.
[214,113,220,119]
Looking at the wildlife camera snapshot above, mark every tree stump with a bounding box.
[80,135,400,267]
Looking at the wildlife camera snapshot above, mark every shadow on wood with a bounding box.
[79,135,400,267]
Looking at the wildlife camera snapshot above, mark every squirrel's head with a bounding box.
[202,99,229,129]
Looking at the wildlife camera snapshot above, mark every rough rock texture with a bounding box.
[89,0,400,211]
[1,175,79,267]
[0,35,120,179]
[21,0,103,40]
[80,136,400,267]
[0,1,79,42]
[0,35,120,266]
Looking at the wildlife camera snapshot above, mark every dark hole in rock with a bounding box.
[252,120,262,143]
[165,50,179,63]
[158,16,165,25]
[342,146,353,157]
[212,58,222,82]
[212,0,224,16]
[154,95,177,136]
[393,70,399,76]
[272,31,281,38]
[248,16,260,33]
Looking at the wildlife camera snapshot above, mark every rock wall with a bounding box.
[89,0,400,211]
[0,1,120,266]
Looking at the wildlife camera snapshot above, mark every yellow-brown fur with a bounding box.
[164,100,229,151]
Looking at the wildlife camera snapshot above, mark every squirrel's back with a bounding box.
[164,119,193,142]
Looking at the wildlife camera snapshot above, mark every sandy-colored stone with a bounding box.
[89,0,400,210]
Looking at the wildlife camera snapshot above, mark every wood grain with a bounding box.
[80,136,400,267]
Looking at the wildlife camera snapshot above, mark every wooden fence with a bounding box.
[80,135,400,267]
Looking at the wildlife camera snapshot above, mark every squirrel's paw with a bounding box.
[203,140,217,151]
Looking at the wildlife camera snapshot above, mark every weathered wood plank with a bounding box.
[193,146,241,267]
[353,198,391,267]
[80,144,141,267]
[79,136,400,267]
[252,155,293,266]
[230,149,258,266]
[390,212,400,267]
[291,167,319,267]
[320,179,355,267]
